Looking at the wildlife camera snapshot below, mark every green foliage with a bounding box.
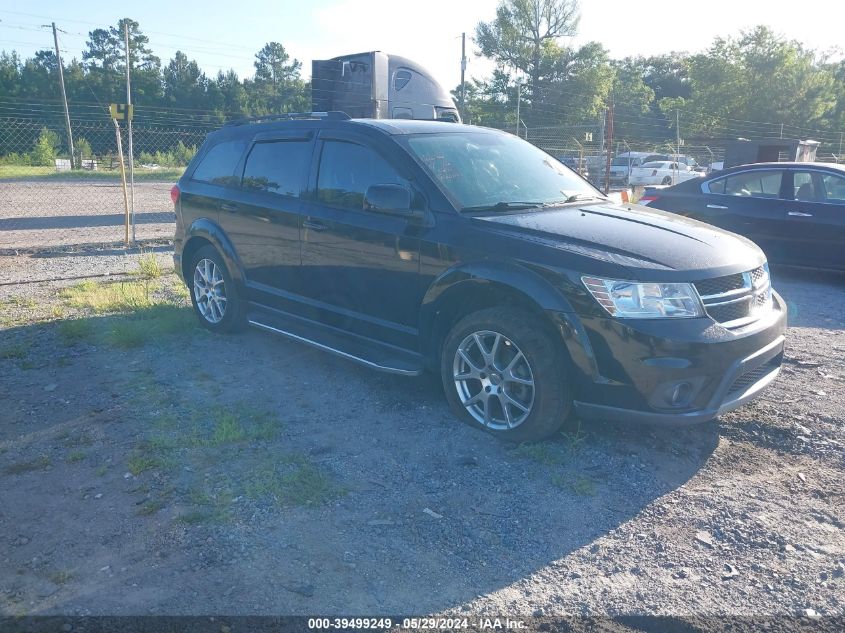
[30,127,60,166]
[74,137,93,161]
[137,141,196,167]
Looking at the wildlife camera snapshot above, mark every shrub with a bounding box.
[30,128,60,166]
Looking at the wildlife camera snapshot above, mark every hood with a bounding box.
[472,202,765,277]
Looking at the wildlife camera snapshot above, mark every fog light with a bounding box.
[670,382,692,406]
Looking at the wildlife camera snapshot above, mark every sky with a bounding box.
[1,0,842,93]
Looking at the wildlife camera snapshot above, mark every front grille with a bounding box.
[694,265,771,328]
[706,299,753,324]
[694,274,745,297]
[728,357,780,396]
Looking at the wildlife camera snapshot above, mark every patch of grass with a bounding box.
[176,510,209,524]
[0,342,32,361]
[136,498,166,516]
[512,441,565,466]
[48,570,73,585]
[51,306,65,319]
[127,452,165,476]
[60,279,156,314]
[95,465,108,477]
[65,451,86,464]
[136,253,163,279]
[105,305,195,348]
[0,165,185,182]
[246,458,345,507]
[6,296,38,309]
[4,455,51,475]
[552,473,598,497]
[57,319,95,346]
[210,410,247,445]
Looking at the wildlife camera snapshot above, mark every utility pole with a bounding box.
[459,32,466,118]
[676,109,681,182]
[604,96,614,195]
[515,80,522,137]
[839,132,843,163]
[50,23,74,169]
[124,21,135,243]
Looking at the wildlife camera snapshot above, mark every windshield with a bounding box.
[611,158,632,166]
[404,131,602,211]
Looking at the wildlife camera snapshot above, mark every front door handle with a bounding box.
[303,219,327,232]
[787,211,813,217]
[221,202,238,212]
[706,204,729,210]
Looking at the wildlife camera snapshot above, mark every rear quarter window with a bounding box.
[191,139,246,187]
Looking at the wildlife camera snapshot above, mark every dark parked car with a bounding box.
[640,162,845,271]
[172,113,786,441]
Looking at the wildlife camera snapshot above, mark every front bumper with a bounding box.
[553,291,787,425]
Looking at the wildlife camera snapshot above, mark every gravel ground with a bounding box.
[0,246,843,619]
[0,180,175,249]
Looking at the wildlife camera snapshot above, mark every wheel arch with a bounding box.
[419,261,574,369]
[181,218,246,286]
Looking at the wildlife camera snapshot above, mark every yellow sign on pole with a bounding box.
[109,103,134,121]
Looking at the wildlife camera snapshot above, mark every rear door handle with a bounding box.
[220,202,239,212]
[706,204,729,210]
[787,211,813,217]
[303,219,327,231]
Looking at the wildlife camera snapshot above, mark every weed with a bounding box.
[4,455,51,475]
[127,453,164,476]
[136,498,166,516]
[105,305,194,348]
[512,442,565,466]
[51,306,65,319]
[552,473,597,496]
[57,319,95,346]
[48,570,73,585]
[60,279,156,314]
[0,342,31,361]
[246,459,345,507]
[65,451,86,464]
[136,253,163,279]
[561,422,588,455]
[210,410,247,445]
[176,510,209,524]
[95,465,108,477]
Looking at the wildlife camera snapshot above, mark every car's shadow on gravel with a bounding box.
[1,315,721,615]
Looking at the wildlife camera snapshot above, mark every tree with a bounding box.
[476,0,580,111]
[163,51,206,106]
[31,128,60,165]
[250,42,307,113]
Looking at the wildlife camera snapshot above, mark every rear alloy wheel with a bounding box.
[189,245,244,333]
[441,307,572,442]
[661,176,673,185]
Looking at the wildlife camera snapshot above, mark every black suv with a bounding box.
[172,113,786,441]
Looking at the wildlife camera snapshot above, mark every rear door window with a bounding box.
[316,140,407,211]
[191,139,246,187]
[241,140,311,198]
[820,172,845,203]
[721,170,784,198]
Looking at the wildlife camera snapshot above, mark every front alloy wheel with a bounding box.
[193,258,227,324]
[453,330,535,429]
[440,307,572,442]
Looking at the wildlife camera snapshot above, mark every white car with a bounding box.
[628,161,701,186]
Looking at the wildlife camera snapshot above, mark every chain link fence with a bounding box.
[0,114,837,250]
[0,116,211,250]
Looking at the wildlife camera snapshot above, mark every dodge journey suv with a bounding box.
[172,112,786,442]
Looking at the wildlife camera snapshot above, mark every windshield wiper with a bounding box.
[461,201,548,212]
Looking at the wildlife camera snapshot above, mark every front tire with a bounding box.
[188,245,244,333]
[440,307,572,442]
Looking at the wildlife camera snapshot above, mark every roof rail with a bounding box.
[223,111,350,127]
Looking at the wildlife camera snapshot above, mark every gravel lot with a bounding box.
[0,180,175,249]
[0,246,843,619]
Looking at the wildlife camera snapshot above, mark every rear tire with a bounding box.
[440,307,572,442]
[188,245,244,333]
[661,176,673,185]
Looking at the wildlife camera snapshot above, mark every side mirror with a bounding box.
[364,184,412,215]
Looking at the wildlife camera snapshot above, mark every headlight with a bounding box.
[582,277,704,318]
